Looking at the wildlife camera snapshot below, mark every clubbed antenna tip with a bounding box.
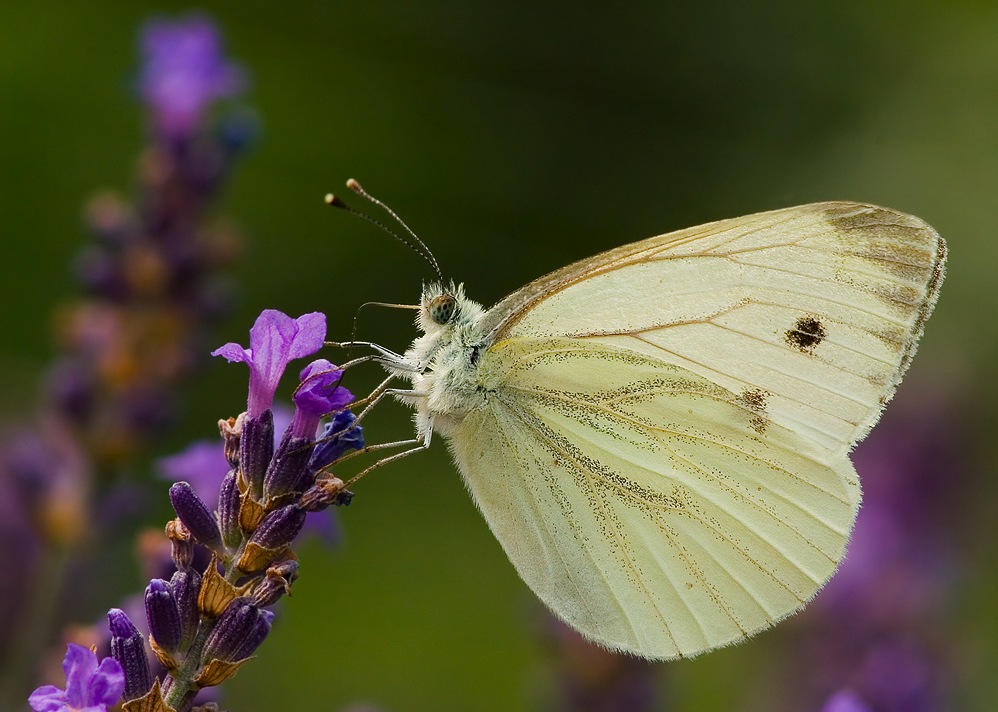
[323,180,443,283]
[324,193,347,208]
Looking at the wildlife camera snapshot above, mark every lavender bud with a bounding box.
[248,505,306,550]
[166,518,194,569]
[232,608,273,660]
[202,598,270,662]
[219,415,240,468]
[145,578,183,654]
[309,410,364,473]
[263,430,315,500]
[169,481,222,550]
[252,560,299,607]
[300,474,354,512]
[239,409,273,497]
[108,608,152,702]
[217,469,241,548]
[171,568,202,648]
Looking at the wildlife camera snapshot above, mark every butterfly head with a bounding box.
[418,282,484,336]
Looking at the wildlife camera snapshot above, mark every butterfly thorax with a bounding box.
[401,284,493,437]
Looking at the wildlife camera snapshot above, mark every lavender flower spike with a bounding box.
[211,310,326,418]
[29,643,124,711]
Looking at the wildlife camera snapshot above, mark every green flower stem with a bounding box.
[163,615,217,711]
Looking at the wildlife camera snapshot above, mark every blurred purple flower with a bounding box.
[757,385,963,711]
[158,440,229,508]
[822,690,871,712]
[28,643,124,711]
[139,14,247,139]
[212,310,326,417]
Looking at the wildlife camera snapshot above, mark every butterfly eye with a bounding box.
[428,293,458,325]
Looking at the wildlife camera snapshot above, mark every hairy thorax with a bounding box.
[399,296,496,438]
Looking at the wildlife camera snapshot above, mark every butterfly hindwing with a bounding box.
[446,336,858,659]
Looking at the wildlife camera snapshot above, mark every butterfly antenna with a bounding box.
[324,180,443,283]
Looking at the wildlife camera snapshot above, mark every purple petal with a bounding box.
[248,309,296,363]
[248,310,326,381]
[87,657,125,706]
[294,360,350,416]
[287,312,327,360]
[291,360,352,439]
[245,310,296,415]
[244,310,327,417]
[212,310,329,418]
[27,686,66,712]
[210,342,251,363]
[63,643,98,706]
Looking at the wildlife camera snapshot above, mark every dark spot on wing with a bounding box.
[740,388,770,434]
[741,388,767,411]
[785,316,826,353]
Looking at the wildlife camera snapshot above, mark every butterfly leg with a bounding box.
[323,383,431,469]
[339,417,434,488]
[328,340,420,372]
[337,373,402,426]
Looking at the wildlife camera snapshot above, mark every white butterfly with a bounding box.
[345,199,945,660]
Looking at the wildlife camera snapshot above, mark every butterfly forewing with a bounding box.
[447,337,859,658]
[484,202,945,455]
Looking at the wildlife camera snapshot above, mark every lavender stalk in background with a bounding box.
[1,14,253,707]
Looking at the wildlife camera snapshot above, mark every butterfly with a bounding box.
[344,198,945,660]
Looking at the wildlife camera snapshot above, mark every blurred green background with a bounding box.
[0,1,993,710]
